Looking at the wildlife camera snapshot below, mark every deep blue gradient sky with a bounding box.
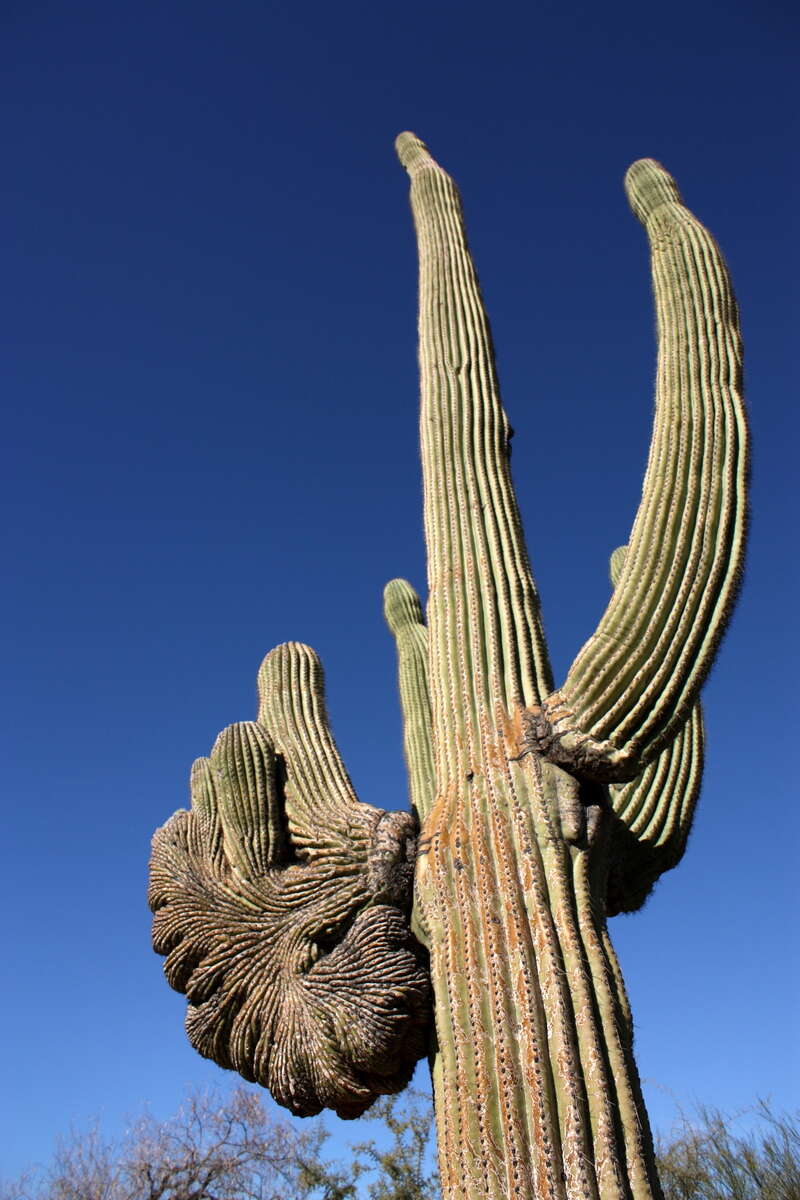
[2,0,797,1181]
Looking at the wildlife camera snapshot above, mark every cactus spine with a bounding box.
[150,135,747,1200]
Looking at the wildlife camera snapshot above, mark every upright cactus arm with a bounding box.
[395,132,553,788]
[527,161,747,781]
[383,578,436,825]
[256,642,381,858]
[604,548,705,916]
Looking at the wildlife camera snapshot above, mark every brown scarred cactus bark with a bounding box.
[149,135,747,1200]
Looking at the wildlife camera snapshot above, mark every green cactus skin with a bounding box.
[149,133,747,1200]
[393,133,746,1199]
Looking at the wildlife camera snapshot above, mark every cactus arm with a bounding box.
[527,161,747,780]
[608,705,704,915]
[256,642,380,857]
[396,133,552,787]
[383,578,436,825]
[212,722,287,876]
[602,548,705,915]
[149,643,431,1119]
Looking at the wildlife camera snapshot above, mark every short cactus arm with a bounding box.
[604,549,705,915]
[383,579,436,824]
[256,642,380,856]
[529,161,747,779]
[608,706,704,914]
[396,133,552,787]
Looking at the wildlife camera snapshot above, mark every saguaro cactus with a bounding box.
[150,135,747,1199]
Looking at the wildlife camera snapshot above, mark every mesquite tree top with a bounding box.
[149,135,746,1199]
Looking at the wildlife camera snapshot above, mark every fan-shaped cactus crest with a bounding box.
[150,134,746,1199]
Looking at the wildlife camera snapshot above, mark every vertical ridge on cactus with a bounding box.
[149,133,747,1200]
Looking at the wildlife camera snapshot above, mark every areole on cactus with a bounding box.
[149,134,747,1199]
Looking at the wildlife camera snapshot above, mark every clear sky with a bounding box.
[2,0,797,1182]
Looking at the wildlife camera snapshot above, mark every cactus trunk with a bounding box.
[419,755,659,1199]
[395,133,744,1198]
[398,134,661,1199]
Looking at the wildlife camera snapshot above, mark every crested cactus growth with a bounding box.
[149,136,747,1199]
[149,643,430,1119]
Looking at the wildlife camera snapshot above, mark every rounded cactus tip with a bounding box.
[395,131,435,173]
[624,158,683,223]
[383,578,424,634]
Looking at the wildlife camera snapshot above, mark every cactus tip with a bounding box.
[383,578,424,634]
[395,131,435,174]
[624,158,682,223]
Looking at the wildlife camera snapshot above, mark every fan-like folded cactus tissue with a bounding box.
[149,134,747,1199]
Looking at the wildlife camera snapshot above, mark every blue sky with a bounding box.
[2,0,797,1181]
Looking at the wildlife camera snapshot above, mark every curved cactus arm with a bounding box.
[607,707,704,915]
[149,643,431,1120]
[396,133,553,789]
[527,161,747,781]
[603,548,705,916]
[383,578,436,824]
